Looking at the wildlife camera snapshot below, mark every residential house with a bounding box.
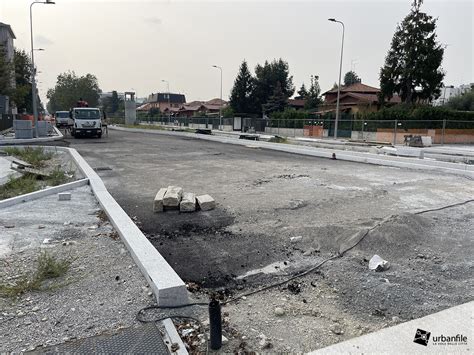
[320,83,400,115]
[176,98,228,117]
[137,92,186,112]
[0,22,16,114]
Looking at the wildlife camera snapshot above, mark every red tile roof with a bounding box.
[323,83,381,95]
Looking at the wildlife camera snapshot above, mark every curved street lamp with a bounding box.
[328,18,345,139]
[212,65,223,130]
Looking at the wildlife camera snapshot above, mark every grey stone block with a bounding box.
[153,188,167,212]
[58,192,71,201]
[180,192,196,212]
[163,186,183,207]
[15,129,33,139]
[13,120,32,130]
[196,194,215,211]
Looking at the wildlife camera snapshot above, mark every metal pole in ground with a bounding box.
[328,18,345,139]
[393,119,398,146]
[441,119,446,145]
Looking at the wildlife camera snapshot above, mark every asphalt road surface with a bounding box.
[61,130,473,290]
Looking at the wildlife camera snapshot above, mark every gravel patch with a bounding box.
[0,186,153,353]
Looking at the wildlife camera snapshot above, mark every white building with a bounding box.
[433,84,473,106]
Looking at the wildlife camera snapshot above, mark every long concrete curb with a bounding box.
[0,126,64,145]
[310,301,473,354]
[47,146,189,307]
[0,178,89,209]
[110,126,474,178]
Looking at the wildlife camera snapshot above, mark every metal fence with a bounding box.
[108,114,474,145]
[0,114,14,132]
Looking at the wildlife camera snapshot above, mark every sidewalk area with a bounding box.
[312,301,472,354]
[0,185,166,353]
[0,126,63,145]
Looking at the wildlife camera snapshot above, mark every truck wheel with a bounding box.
[71,129,76,137]
[97,133,102,138]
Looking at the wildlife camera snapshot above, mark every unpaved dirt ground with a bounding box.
[63,129,474,352]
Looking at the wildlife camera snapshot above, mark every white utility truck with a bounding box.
[70,107,103,138]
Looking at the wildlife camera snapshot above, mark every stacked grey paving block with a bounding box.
[180,192,196,212]
[58,192,71,201]
[196,194,216,211]
[153,188,167,212]
[163,186,183,207]
[13,120,33,139]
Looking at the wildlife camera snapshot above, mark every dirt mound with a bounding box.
[353,213,432,258]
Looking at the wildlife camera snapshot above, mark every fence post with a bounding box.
[361,120,365,141]
[278,118,280,136]
[393,119,398,146]
[441,119,446,145]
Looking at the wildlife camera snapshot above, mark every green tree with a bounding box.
[110,90,121,113]
[343,71,361,86]
[297,83,308,99]
[47,71,101,112]
[263,82,288,114]
[305,75,322,110]
[0,46,13,96]
[379,0,444,103]
[229,60,255,114]
[447,86,474,111]
[11,49,33,113]
[253,58,294,114]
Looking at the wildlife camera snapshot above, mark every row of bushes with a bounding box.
[360,105,474,122]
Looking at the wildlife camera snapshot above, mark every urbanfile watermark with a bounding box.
[413,328,468,347]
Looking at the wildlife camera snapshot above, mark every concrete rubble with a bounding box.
[163,186,183,207]
[196,194,216,211]
[153,186,215,213]
[153,188,167,212]
[180,192,196,212]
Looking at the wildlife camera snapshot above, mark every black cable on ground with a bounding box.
[136,198,474,323]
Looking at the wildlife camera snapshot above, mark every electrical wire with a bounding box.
[136,197,474,326]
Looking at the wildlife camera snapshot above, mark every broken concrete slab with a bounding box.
[153,188,167,213]
[180,192,196,212]
[163,186,183,207]
[196,194,215,211]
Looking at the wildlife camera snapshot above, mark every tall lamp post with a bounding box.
[30,0,55,137]
[328,18,344,139]
[212,65,223,130]
[161,79,171,125]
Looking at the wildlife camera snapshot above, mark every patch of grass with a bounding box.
[0,251,72,297]
[268,136,288,144]
[3,146,53,168]
[47,167,68,186]
[0,174,38,199]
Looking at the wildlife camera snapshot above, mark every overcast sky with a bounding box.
[1,0,473,105]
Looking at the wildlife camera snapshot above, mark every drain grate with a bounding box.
[93,166,113,171]
[33,323,169,354]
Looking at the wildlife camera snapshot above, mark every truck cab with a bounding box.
[70,107,103,138]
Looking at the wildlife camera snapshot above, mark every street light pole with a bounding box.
[212,65,223,130]
[161,79,170,125]
[30,0,55,138]
[328,18,345,139]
